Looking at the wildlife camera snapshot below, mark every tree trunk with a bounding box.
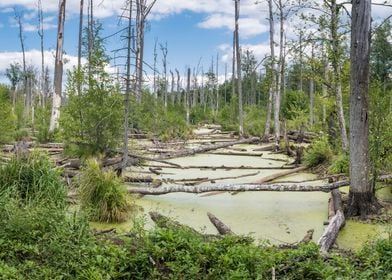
[186,68,190,125]
[49,0,66,133]
[264,0,275,139]
[234,0,244,137]
[207,212,233,235]
[347,0,379,217]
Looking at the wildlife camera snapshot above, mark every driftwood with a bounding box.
[207,212,233,235]
[318,189,345,252]
[127,180,350,195]
[159,137,260,159]
[254,165,308,184]
[207,151,263,157]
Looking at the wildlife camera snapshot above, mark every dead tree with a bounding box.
[186,68,191,125]
[264,0,275,139]
[234,0,244,136]
[134,0,157,102]
[160,42,168,108]
[38,0,45,107]
[15,10,28,117]
[49,0,66,133]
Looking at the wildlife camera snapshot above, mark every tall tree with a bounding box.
[5,63,22,111]
[38,0,45,107]
[234,0,244,136]
[49,0,66,133]
[264,0,275,139]
[347,0,379,217]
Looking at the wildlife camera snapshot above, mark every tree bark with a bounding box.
[264,0,275,139]
[207,212,233,235]
[347,0,379,217]
[186,68,191,125]
[49,0,66,133]
[234,0,244,137]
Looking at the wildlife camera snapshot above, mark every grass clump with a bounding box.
[0,152,66,207]
[78,158,132,223]
[304,137,333,167]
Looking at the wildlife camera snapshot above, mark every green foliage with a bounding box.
[60,22,124,156]
[78,158,132,223]
[0,152,66,208]
[329,152,349,174]
[34,103,51,143]
[217,99,239,132]
[130,93,192,141]
[0,85,16,144]
[281,90,309,120]
[304,137,333,167]
[244,105,265,136]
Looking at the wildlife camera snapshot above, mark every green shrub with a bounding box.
[0,85,16,144]
[304,137,333,167]
[35,104,51,143]
[244,105,265,136]
[329,152,349,174]
[78,158,132,223]
[0,152,66,207]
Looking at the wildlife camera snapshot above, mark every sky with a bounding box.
[0,0,391,85]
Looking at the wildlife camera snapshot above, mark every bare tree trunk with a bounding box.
[122,0,133,173]
[160,43,168,108]
[77,0,84,72]
[186,68,190,125]
[232,31,236,98]
[309,43,315,127]
[38,0,45,107]
[264,0,275,139]
[347,0,379,217]
[322,43,328,124]
[274,0,284,144]
[153,38,158,98]
[234,0,243,137]
[15,11,28,118]
[49,0,66,133]
[216,52,219,112]
[331,0,348,151]
[175,68,180,103]
[170,70,175,104]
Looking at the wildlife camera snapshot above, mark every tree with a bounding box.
[61,23,124,156]
[5,63,22,111]
[347,0,379,217]
[49,0,66,133]
[234,0,244,137]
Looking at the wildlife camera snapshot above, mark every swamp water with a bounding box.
[93,143,390,250]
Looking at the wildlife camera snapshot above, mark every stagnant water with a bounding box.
[93,143,390,250]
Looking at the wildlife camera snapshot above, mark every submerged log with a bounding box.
[207,212,233,235]
[254,165,308,184]
[127,180,349,195]
[159,137,260,159]
[149,211,201,235]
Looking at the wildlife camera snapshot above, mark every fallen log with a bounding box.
[143,164,295,170]
[149,211,201,236]
[318,189,345,252]
[159,137,260,159]
[207,212,233,235]
[127,180,350,195]
[124,176,153,183]
[207,151,263,157]
[254,165,308,184]
[175,171,260,186]
[252,144,275,152]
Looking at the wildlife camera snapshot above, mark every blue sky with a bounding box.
[0,0,391,85]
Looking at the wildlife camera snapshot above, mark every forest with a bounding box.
[0,0,391,279]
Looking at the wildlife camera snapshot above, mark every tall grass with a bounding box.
[78,159,132,223]
[0,152,67,207]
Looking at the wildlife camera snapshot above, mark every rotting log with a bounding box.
[124,176,153,183]
[207,151,263,157]
[318,210,345,252]
[318,189,345,252]
[149,211,202,236]
[159,137,260,159]
[175,171,260,186]
[254,165,308,184]
[127,180,350,195]
[207,212,233,235]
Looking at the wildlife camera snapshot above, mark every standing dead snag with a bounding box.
[234,0,244,137]
[49,0,66,133]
